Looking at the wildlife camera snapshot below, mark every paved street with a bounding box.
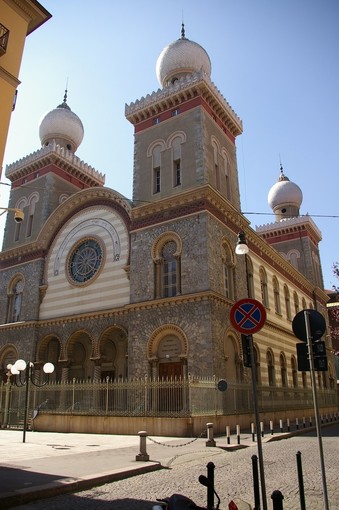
[6,424,339,510]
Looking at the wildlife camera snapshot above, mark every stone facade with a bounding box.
[0,29,334,401]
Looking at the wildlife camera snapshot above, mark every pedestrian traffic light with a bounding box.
[241,334,252,368]
[296,341,328,372]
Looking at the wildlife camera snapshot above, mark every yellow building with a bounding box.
[0,0,51,177]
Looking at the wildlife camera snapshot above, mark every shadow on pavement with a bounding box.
[0,466,65,493]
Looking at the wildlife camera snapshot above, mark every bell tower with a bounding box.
[126,24,243,209]
[257,166,324,288]
[2,92,105,251]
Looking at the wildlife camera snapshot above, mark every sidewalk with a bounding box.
[0,427,313,509]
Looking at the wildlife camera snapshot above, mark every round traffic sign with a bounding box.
[217,379,228,392]
[230,298,266,335]
[292,309,326,342]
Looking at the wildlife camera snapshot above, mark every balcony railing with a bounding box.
[0,23,9,56]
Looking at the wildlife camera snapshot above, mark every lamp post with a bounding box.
[8,359,54,443]
[235,231,268,510]
[0,207,25,222]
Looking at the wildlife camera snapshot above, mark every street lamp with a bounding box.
[0,207,25,222]
[235,231,267,510]
[235,231,249,255]
[8,359,54,443]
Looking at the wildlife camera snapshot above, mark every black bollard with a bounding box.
[206,461,215,510]
[296,451,306,510]
[252,454,260,510]
[271,490,284,510]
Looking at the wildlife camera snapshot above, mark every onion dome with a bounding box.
[156,24,211,87]
[268,165,303,221]
[39,90,84,153]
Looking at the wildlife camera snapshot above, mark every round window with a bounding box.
[68,238,103,284]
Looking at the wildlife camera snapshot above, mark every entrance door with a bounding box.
[159,361,182,379]
[158,362,183,412]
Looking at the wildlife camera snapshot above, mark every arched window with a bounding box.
[253,344,261,385]
[148,141,165,194]
[312,252,322,287]
[280,353,287,387]
[162,241,178,297]
[224,333,243,382]
[288,250,300,269]
[14,197,27,242]
[153,233,182,299]
[168,133,186,187]
[246,256,254,298]
[26,192,39,237]
[222,151,231,200]
[284,285,291,320]
[294,292,299,315]
[259,267,269,308]
[222,239,235,300]
[7,276,24,323]
[291,356,298,387]
[301,297,307,310]
[273,277,281,314]
[212,140,221,191]
[267,350,275,386]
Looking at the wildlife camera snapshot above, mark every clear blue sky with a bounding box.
[1,0,338,289]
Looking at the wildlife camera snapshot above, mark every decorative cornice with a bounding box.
[125,70,243,137]
[0,291,227,330]
[256,215,322,242]
[0,65,21,88]
[131,184,247,233]
[5,141,105,186]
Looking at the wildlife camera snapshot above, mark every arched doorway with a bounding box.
[148,326,188,413]
[148,325,188,379]
[67,331,93,381]
[99,326,128,381]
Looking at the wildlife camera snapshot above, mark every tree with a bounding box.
[333,262,339,293]
[328,262,339,348]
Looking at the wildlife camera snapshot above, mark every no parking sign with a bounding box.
[230,298,266,335]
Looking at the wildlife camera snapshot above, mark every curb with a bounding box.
[0,462,162,509]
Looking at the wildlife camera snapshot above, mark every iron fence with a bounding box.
[0,376,337,428]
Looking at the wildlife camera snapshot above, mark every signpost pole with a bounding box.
[230,298,267,510]
[304,310,329,510]
[249,334,267,510]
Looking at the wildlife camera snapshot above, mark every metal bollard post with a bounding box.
[136,431,149,461]
[226,425,231,445]
[296,417,299,430]
[296,451,306,510]
[270,420,274,435]
[252,454,260,510]
[206,422,216,447]
[251,422,255,442]
[260,421,264,438]
[279,419,283,433]
[207,461,215,510]
[303,416,306,428]
[309,416,312,427]
[236,424,241,445]
[271,490,284,510]
[286,418,290,432]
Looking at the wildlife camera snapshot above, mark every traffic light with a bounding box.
[296,341,328,372]
[241,334,252,368]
